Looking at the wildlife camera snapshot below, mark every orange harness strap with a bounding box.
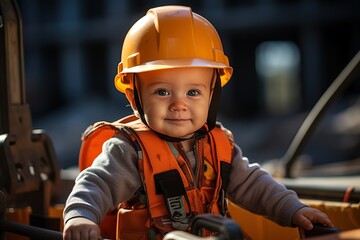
[129,127,189,219]
[207,126,233,213]
[79,115,139,170]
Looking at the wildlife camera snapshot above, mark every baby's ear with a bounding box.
[125,88,137,111]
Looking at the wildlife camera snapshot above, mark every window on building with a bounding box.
[256,41,301,115]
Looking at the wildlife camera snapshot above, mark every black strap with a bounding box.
[207,73,222,132]
[133,84,148,128]
[154,170,186,197]
[220,161,232,191]
[154,170,191,230]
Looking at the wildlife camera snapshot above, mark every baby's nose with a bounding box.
[169,97,187,111]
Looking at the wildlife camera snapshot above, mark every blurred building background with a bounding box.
[16,0,360,172]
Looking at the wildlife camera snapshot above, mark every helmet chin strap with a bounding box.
[207,71,221,131]
[133,72,221,142]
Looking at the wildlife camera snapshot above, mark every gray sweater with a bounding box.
[63,131,306,228]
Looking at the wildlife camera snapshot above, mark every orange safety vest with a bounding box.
[79,115,234,240]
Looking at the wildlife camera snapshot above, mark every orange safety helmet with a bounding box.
[114,5,233,93]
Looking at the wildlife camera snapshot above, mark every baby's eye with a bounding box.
[155,89,169,96]
[187,89,200,96]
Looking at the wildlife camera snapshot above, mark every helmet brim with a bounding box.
[121,58,230,72]
[118,58,233,90]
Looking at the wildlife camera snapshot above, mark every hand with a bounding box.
[292,207,335,231]
[63,217,101,240]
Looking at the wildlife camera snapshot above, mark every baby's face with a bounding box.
[137,67,214,139]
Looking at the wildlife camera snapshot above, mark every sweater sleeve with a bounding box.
[227,145,307,227]
[63,133,142,224]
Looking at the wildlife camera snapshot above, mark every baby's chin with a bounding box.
[156,125,207,139]
[163,132,194,139]
[147,122,203,139]
[153,128,194,139]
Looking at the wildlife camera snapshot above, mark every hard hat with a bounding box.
[114,5,233,93]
